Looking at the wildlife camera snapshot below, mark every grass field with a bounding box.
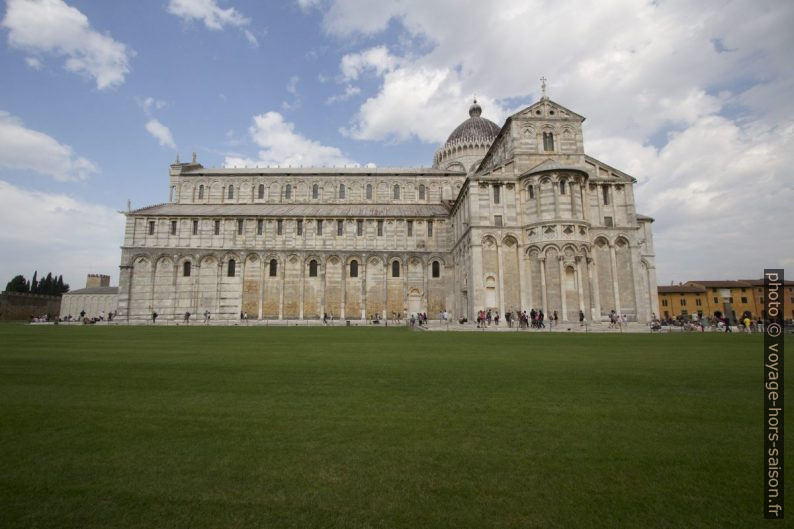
[0,324,787,528]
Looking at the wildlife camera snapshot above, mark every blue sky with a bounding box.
[1,0,792,289]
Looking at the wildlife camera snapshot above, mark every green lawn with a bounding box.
[0,325,788,528]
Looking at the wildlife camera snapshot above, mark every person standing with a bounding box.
[152,311,158,324]
[184,311,190,324]
[579,310,585,326]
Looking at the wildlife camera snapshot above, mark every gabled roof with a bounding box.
[511,98,586,122]
[518,158,589,178]
[584,155,637,183]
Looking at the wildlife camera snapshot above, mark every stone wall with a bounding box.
[0,292,61,320]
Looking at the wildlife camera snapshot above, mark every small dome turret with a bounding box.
[468,99,482,117]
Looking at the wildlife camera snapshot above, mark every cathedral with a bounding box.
[116,94,658,323]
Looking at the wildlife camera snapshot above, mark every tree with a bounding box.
[4,272,70,295]
[43,273,53,295]
[4,275,28,293]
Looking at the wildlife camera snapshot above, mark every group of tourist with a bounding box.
[474,308,575,329]
[650,310,765,333]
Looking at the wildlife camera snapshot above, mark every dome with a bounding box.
[444,99,501,146]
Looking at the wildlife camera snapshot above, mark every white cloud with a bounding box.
[344,66,508,143]
[24,56,42,70]
[296,0,322,12]
[282,76,301,111]
[340,46,398,81]
[167,0,259,45]
[243,29,259,47]
[2,0,132,89]
[588,116,794,281]
[0,110,98,181]
[167,0,249,29]
[303,0,794,281]
[326,84,361,104]
[224,111,356,167]
[145,119,177,150]
[137,97,167,115]
[0,179,125,290]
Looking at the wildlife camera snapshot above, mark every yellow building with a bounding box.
[658,279,794,322]
[657,285,706,320]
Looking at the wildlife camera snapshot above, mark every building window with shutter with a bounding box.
[356,219,363,236]
[432,261,440,278]
[277,219,283,235]
[198,185,204,200]
[419,184,425,200]
[193,220,198,235]
[227,186,234,199]
[312,184,319,199]
[350,260,358,278]
[214,220,220,235]
[257,219,263,235]
[604,216,613,227]
[237,219,243,235]
[339,184,345,199]
[427,221,433,237]
[183,262,191,277]
[391,261,400,277]
[284,184,292,199]
[309,260,318,277]
[393,185,400,199]
[493,185,500,204]
[494,215,503,227]
[269,259,277,276]
[407,220,413,236]
[297,219,303,236]
[317,219,323,235]
[258,184,264,199]
[171,220,177,235]
[337,220,343,236]
[366,184,372,200]
[377,220,383,236]
[602,186,609,205]
[227,259,236,277]
[148,220,155,235]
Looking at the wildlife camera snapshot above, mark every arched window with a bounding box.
[309,259,318,277]
[543,132,554,151]
[528,185,535,199]
[350,260,358,278]
[227,186,234,199]
[366,184,373,200]
[339,183,346,199]
[312,184,319,199]
[432,261,440,278]
[258,184,265,199]
[419,184,425,200]
[393,184,400,200]
[198,185,204,200]
[284,184,292,199]
[269,259,278,277]
[183,261,191,277]
[559,180,566,195]
[227,259,236,277]
[391,260,400,277]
